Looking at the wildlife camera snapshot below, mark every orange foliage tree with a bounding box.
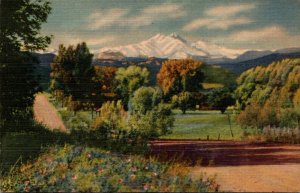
[157,59,204,97]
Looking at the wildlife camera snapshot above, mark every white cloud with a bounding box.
[141,4,185,18]
[183,17,252,31]
[87,8,128,29]
[226,26,300,49]
[183,3,255,31]
[205,4,256,18]
[87,3,185,29]
[48,33,117,51]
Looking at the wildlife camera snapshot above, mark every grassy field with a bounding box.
[161,110,244,140]
[201,83,224,89]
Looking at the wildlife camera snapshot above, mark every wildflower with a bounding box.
[24,180,30,185]
[152,172,158,177]
[71,175,77,180]
[98,168,104,174]
[131,167,137,172]
[24,186,30,192]
[130,174,136,180]
[145,166,149,170]
[118,179,123,184]
[143,184,149,191]
[126,158,131,163]
[87,153,92,159]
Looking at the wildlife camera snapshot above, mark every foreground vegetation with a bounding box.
[1,144,218,192]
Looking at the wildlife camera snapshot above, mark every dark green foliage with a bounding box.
[200,64,237,88]
[0,0,52,132]
[50,43,96,112]
[207,88,235,114]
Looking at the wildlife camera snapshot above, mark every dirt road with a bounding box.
[151,140,300,192]
[33,94,68,133]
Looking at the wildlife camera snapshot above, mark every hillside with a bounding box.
[220,52,300,74]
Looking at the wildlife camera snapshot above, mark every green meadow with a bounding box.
[162,110,244,140]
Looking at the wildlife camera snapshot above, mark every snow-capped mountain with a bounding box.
[97,33,246,61]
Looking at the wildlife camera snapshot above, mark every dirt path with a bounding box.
[33,94,68,133]
[151,140,300,192]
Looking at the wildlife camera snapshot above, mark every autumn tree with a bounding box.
[237,102,261,131]
[157,59,204,97]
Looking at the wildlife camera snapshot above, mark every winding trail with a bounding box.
[151,140,300,192]
[33,94,68,133]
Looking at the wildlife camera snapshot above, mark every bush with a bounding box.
[129,87,174,139]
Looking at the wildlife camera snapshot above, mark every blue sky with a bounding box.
[42,0,300,52]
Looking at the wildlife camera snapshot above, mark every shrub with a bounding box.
[129,87,174,139]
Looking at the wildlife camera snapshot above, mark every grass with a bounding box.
[161,110,244,140]
[201,83,224,89]
[0,127,69,174]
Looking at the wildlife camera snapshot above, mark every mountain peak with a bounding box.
[169,32,178,38]
[97,33,246,60]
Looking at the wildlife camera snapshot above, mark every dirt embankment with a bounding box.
[151,140,300,192]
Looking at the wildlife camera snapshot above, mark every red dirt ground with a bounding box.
[150,140,300,192]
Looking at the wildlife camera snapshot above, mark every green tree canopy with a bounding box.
[115,66,150,108]
[207,88,235,114]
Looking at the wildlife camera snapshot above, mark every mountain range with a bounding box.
[97,33,246,62]
[34,33,300,75]
[96,33,300,65]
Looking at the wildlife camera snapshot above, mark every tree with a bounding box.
[237,102,261,131]
[171,92,195,114]
[157,59,204,97]
[0,0,52,131]
[92,100,127,141]
[293,88,300,128]
[235,58,300,131]
[49,42,96,111]
[207,88,235,114]
[129,87,174,138]
[115,66,149,109]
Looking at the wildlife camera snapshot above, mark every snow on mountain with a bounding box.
[97,33,245,60]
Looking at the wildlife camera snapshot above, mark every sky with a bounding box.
[42,0,300,52]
